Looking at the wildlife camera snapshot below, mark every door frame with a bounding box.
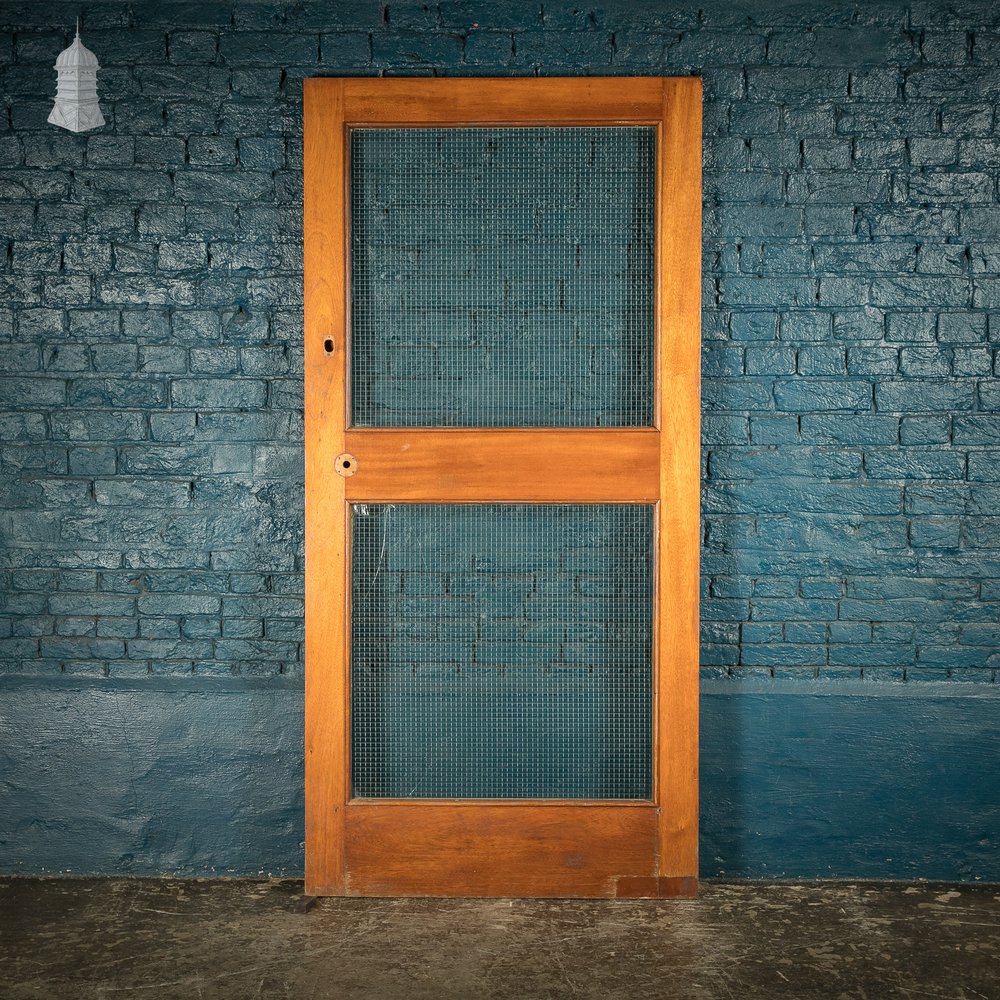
[303,77,701,897]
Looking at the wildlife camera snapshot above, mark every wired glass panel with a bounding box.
[349,126,656,427]
[350,504,654,800]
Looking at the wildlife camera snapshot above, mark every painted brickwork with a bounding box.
[3,0,1000,878]
[2,0,998,687]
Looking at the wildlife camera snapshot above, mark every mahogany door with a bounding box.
[303,77,701,897]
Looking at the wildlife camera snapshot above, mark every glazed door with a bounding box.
[303,78,701,897]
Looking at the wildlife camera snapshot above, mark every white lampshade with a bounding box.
[48,23,105,133]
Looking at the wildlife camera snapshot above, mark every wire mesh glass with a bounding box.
[349,126,656,428]
[350,503,653,800]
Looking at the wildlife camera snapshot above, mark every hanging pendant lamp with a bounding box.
[48,20,105,133]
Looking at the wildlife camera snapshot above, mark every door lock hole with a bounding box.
[323,338,335,354]
[335,453,357,477]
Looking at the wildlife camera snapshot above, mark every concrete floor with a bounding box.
[1,879,998,999]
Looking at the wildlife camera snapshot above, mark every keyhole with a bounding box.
[335,453,357,477]
[342,460,351,468]
[323,338,334,354]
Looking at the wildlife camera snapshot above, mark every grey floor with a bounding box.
[1,878,997,999]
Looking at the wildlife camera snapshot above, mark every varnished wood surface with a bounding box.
[614,875,699,899]
[342,803,658,898]
[332,76,666,124]
[304,77,702,897]
[303,78,349,896]
[342,429,660,502]
[655,77,702,882]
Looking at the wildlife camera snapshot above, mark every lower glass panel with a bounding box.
[350,504,653,799]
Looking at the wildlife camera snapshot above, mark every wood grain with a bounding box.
[343,803,657,897]
[655,77,702,886]
[304,76,702,897]
[337,76,665,124]
[343,429,660,502]
[613,875,699,899]
[303,78,349,896]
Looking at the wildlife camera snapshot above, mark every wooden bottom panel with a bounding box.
[339,803,659,897]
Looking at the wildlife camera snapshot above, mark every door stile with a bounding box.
[655,77,702,894]
[304,80,349,895]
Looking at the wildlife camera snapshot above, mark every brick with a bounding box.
[983,382,1000,410]
[797,347,846,376]
[68,447,116,476]
[0,378,65,406]
[720,277,816,307]
[68,379,166,408]
[94,480,191,507]
[371,30,466,66]
[937,312,986,344]
[174,171,273,203]
[814,242,916,273]
[168,30,219,63]
[798,414,898,446]
[787,171,891,205]
[220,32,319,65]
[319,30,376,66]
[960,206,1000,239]
[900,347,951,377]
[702,378,774,412]
[774,379,871,411]
[961,518,1000,548]
[866,206,960,239]
[851,136,909,169]
[744,346,795,375]
[710,447,860,480]
[967,452,1000,481]
[954,415,1000,445]
[134,137,186,167]
[137,593,221,616]
[50,410,147,442]
[917,244,968,275]
[717,204,803,238]
[909,171,994,203]
[747,67,847,100]
[833,309,883,341]
[730,312,778,342]
[238,137,286,171]
[865,449,966,480]
[48,594,135,617]
[886,312,937,344]
[704,481,902,516]
[910,137,958,167]
[870,275,971,309]
[158,241,209,271]
[900,415,951,445]
[780,313,831,342]
[749,416,799,444]
[188,137,238,167]
[170,378,267,409]
[875,379,976,412]
[830,644,913,667]
[941,103,995,136]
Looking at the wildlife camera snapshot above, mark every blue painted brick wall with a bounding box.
[1,0,1000,875]
[2,0,996,687]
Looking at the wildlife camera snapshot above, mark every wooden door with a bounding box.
[303,77,701,898]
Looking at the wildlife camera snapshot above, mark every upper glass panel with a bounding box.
[349,126,656,427]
